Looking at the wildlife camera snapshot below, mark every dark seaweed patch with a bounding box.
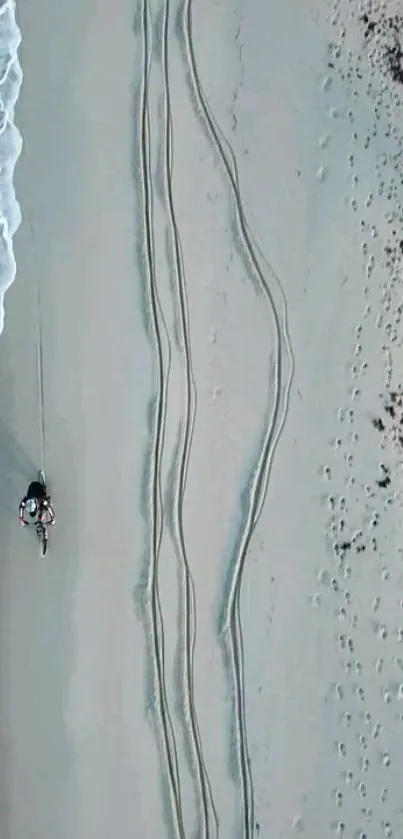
[372,416,385,432]
[385,41,403,85]
[376,464,391,489]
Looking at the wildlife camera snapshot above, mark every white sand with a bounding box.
[1,0,403,837]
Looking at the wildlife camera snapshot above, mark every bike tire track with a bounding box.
[180,3,294,837]
[160,1,219,836]
[139,2,186,836]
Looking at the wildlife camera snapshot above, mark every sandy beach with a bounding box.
[1,0,403,837]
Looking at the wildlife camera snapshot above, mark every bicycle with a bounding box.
[35,470,50,557]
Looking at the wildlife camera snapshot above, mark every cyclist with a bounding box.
[19,479,55,528]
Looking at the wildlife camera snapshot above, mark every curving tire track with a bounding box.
[180,2,294,837]
[160,1,219,837]
[139,2,186,837]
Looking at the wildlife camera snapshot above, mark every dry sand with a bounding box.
[1,0,403,837]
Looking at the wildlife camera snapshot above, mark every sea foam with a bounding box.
[0,0,22,336]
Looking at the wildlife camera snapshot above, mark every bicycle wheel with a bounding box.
[41,532,48,557]
[36,523,48,557]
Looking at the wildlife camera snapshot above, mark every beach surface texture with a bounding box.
[1,1,403,837]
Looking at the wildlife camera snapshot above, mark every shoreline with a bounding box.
[0,0,22,334]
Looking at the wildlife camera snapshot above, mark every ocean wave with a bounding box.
[0,0,22,335]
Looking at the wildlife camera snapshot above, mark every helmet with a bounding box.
[27,498,38,516]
